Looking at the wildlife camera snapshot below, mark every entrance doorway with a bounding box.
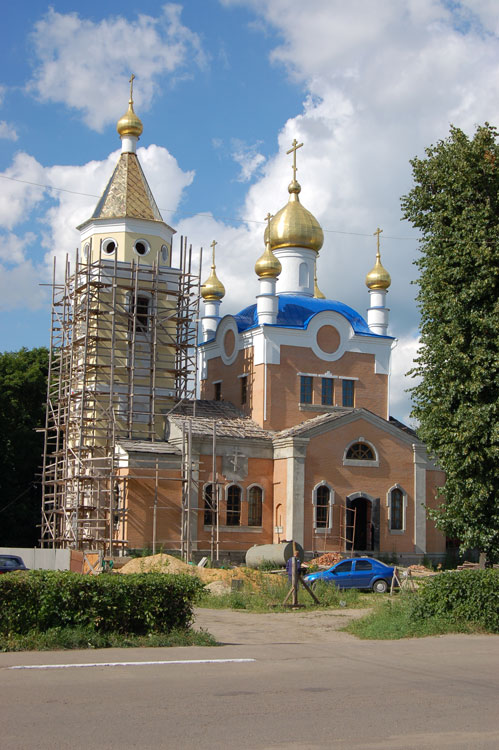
[346,495,380,552]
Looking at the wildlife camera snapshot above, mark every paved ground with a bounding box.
[2,607,499,749]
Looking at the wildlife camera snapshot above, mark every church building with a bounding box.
[42,84,446,565]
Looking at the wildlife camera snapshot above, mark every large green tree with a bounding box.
[401,124,499,562]
[0,347,49,547]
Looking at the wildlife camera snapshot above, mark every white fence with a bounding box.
[0,547,71,570]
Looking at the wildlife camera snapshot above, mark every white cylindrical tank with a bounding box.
[245,542,304,568]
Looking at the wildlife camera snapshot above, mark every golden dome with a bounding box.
[264,179,324,253]
[117,74,143,138]
[201,241,225,301]
[366,251,391,290]
[255,240,282,278]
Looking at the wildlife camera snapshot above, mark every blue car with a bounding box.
[304,557,395,593]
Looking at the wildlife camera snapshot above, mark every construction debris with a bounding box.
[308,552,343,568]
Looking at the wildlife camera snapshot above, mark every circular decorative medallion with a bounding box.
[316,325,340,354]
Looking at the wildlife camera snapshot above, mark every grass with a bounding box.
[0,626,218,652]
[197,576,362,612]
[346,594,484,639]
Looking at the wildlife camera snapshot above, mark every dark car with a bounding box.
[0,555,28,574]
[304,557,394,593]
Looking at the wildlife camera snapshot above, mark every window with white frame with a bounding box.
[247,485,263,526]
[343,438,379,467]
[388,486,406,532]
[313,483,333,530]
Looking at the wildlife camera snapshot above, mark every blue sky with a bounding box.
[1,0,499,421]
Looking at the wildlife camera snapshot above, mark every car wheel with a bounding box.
[372,579,388,594]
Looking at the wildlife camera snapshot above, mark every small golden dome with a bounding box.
[117,74,143,138]
[117,102,143,138]
[201,241,225,301]
[365,252,391,290]
[255,240,282,278]
[264,179,324,253]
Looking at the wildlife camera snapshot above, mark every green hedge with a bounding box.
[410,569,499,633]
[0,571,204,635]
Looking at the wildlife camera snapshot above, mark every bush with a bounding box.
[0,570,204,635]
[410,569,499,633]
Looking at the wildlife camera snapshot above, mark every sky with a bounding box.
[1,0,499,423]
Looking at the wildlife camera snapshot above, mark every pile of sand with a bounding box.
[119,553,277,588]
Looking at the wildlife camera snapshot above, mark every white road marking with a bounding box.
[8,658,255,671]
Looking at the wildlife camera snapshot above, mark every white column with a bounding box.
[274,247,316,297]
[256,277,278,325]
[121,135,138,154]
[413,444,427,556]
[201,300,221,342]
[367,289,390,335]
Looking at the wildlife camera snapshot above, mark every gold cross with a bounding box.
[210,239,217,265]
[286,139,304,180]
[264,212,273,232]
[373,227,383,255]
[129,73,135,104]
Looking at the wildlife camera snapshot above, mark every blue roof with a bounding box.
[233,294,388,337]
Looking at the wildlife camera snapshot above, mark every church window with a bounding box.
[82,243,90,261]
[102,238,117,255]
[161,244,169,263]
[300,376,313,404]
[203,484,217,526]
[134,239,150,257]
[342,379,355,406]
[226,485,241,526]
[389,487,406,532]
[346,442,374,460]
[321,378,333,405]
[248,486,263,526]
[240,375,248,405]
[214,382,222,401]
[299,262,309,288]
[313,484,333,529]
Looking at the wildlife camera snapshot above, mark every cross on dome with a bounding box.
[286,139,304,181]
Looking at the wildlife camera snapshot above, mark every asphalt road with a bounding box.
[2,608,499,749]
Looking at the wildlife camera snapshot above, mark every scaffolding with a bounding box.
[41,238,200,555]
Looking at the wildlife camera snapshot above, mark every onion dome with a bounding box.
[365,252,391,289]
[313,261,326,299]
[264,179,324,253]
[255,239,282,278]
[366,227,391,289]
[201,242,225,301]
[117,74,143,138]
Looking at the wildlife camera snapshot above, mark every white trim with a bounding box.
[312,481,334,531]
[237,372,250,379]
[386,484,407,534]
[212,379,223,385]
[102,237,117,255]
[343,438,379,467]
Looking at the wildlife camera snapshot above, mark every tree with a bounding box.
[401,124,499,563]
[0,347,49,547]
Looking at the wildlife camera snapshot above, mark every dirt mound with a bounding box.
[119,553,277,588]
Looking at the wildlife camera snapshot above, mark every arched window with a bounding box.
[248,486,263,526]
[313,483,333,530]
[226,485,241,526]
[346,442,374,460]
[203,484,217,526]
[389,487,405,532]
[299,262,309,288]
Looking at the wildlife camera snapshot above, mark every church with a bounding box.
[41,82,446,565]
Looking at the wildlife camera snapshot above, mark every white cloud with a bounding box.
[0,121,18,141]
[231,139,266,182]
[390,332,421,425]
[28,5,207,131]
[0,261,48,312]
[0,232,37,264]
